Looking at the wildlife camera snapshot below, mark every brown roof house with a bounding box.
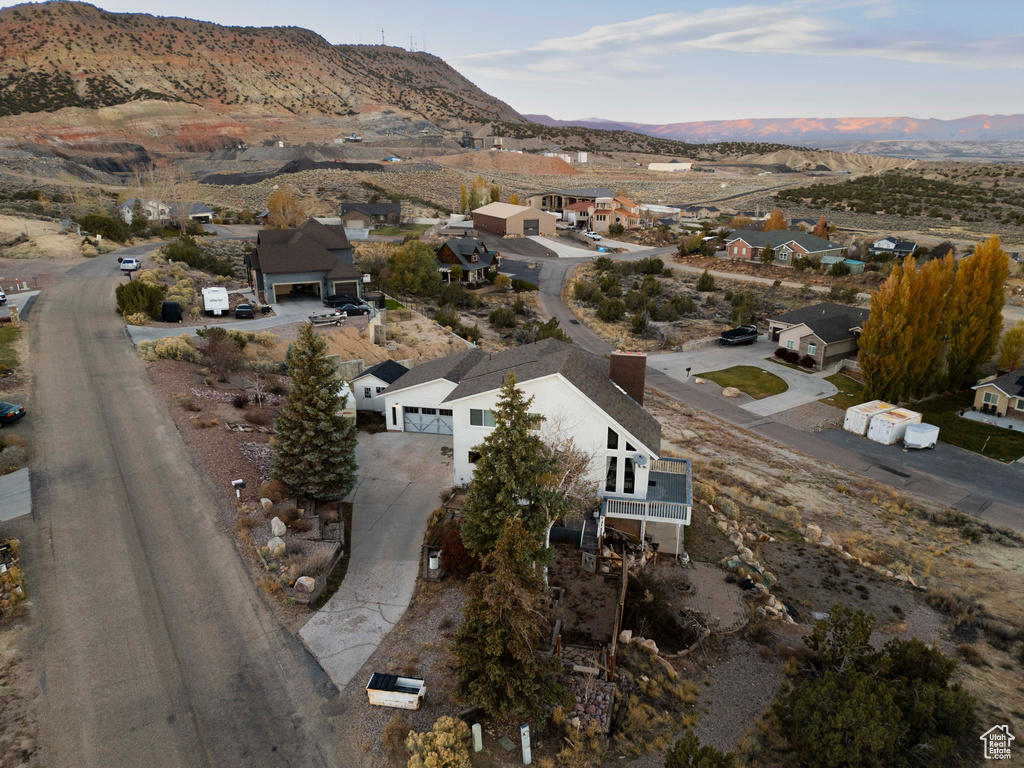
[972,367,1024,420]
[244,219,361,303]
[768,302,870,370]
[435,238,499,283]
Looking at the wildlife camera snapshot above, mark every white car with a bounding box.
[0,288,6,305]
[584,231,602,241]
[120,257,141,272]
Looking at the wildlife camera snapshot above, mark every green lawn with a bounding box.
[373,223,431,236]
[700,365,788,399]
[384,298,406,310]
[765,356,815,374]
[909,390,1024,463]
[0,325,22,369]
[820,374,867,410]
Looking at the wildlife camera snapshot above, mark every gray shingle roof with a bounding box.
[727,230,839,253]
[543,187,615,199]
[341,202,401,217]
[772,302,870,344]
[437,239,498,271]
[385,348,489,396]
[977,367,1024,398]
[353,359,409,385]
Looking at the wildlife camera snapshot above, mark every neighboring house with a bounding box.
[526,187,615,213]
[381,340,693,555]
[118,198,170,224]
[436,238,500,283]
[339,202,402,228]
[170,203,215,224]
[972,367,1024,419]
[562,201,595,227]
[870,236,917,259]
[648,162,693,172]
[725,230,845,265]
[790,218,818,231]
[351,360,409,413]
[471,202,557,237]
[768,302,870,369]
[244,219,360,304]
[672,204,720,220]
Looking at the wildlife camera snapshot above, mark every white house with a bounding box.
[118,198,170,224]
[381,340,693,555]
[350,360,409,413]
[648,162,693,173]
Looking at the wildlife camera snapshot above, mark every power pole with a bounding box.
[381,29,384,46]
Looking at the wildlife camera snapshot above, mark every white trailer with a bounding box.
[903,423,940,450]
[843,400,897,436]
[202,286,230,316]
[867,408,923,446]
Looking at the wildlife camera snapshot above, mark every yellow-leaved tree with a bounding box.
[946,236,1009,388]
[997,319,1024,372]
[265,185,306,229]
[509,193,520,205]
[902,253,955,397]
[763,208,788,231]
[858,257,916,401]
[811,216,830,238]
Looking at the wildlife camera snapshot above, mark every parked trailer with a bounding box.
[201,286,230,316]
[867,408,923,446]
[903,423,940,450]
[843,400,897,436]
[720,325,758,346]
[366,673,425,710]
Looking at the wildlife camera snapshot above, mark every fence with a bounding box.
[830,357,862,374]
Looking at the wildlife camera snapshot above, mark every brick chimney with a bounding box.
[609,351,647,406]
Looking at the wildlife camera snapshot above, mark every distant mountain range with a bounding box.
[523,114,1024,143]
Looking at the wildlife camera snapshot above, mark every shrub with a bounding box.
[510,278,538,293]
[78,213,128,243]
[799,354,816,368]
[434,305,461,330]
[593,256,615,272]
[162,235,233,276]
[125,312,149,326]
[599,275,618,293]
[245,406,274,426]
[137,335,202,363]
[198,327,244,381]
[774,347,788,359]
[573,279,600,303]
[493,274,512,291]
[672,295,696,314]
[488,306,518,328]
[696,270,716,292]
[597,298,626,322]
[634,257,665,275]
[406,716,472,768]
[458,324,482,343]
[232,393,251,409]
[258,479,289,503]
[631,312,649,336]
[382,713,411,761]
[438,282,481,309]
[440,522,480,578]
[608,223,625,235]
[116,279,165,318]
[665,730,736,768]
[785,350,800,364]
[829,261,851,277]
[513,296,528,315]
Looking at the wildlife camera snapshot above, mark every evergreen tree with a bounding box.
[452,517,566,719]
[460,373,562,558]
[759,243,774,265]
[947,237,1009,388]
[272,323,357,500]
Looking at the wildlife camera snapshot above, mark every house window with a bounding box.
[605,457,618,493]
[468,450,481,464]
[778,253,788,262]
[405,406,420,414]
[625,441,635,452]
[376,387,385,395]
[364,387,372,398]
[440,409,453,417]
[733,246,739,254]
[422,407,437,415]
[607,428,619,449]
[983,392,999,406]
[528,412,544,430]
[786,340,795,350]
[807,343,817,356]
[470,409,496,427]
[392,406,397,426]
[623,457,635,495]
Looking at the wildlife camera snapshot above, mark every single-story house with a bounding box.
[381,340,693,555]
[351,360,410,413]
[972,367,1024,419]
[340,202,401,228]
[436,238,499,283]
[673,204,720,220]
[725,230,845,265]
[245,219,360,304]
[118,198,170,224]
[471,202,557,237]
[648,162,693,172]
[170,203,215,224]
[790,218,818,231]
[870,236,917,259]
[768,302,870,369]
[526,187,615,213]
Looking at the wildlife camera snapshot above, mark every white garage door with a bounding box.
[403,406,453,434]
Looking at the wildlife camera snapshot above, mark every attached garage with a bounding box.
[272,280,321,301]
[471,202,556,237]
[402,406,453,434]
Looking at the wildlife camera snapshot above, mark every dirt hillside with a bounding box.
[433,151,576,176]
[738,148,916,173]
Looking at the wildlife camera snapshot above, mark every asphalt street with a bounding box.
[22,242,350,767]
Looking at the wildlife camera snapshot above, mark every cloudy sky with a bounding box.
[6,0,1023,123]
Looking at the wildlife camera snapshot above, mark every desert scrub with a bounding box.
[137,335,202,364]
[125,312,149,326]
[613,644,698,757]
[405,716,471,768]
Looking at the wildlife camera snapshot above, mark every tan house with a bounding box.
[471,202,556,237]
[972,368,1024,419]
[768,302,870,369]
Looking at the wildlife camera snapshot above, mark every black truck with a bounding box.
[719,325,759,346]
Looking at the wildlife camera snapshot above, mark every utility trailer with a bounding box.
[719,325,758,346]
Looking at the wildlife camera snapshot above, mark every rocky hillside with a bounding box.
[0,1,522,125]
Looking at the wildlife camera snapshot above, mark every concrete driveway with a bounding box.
[649,338,838,416]
[529,235,594,259]
[300,430,453,690]
[0,288,40,319]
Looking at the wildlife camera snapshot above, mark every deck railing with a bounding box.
[602,497,691,524]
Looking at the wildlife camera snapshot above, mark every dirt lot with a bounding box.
[548,544,620,646]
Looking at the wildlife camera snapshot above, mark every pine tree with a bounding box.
[998,319,1024,371]
[452,517,566,719]
[460,373,561,558]
[759,243,774,265]
[946,237,1009,388]
[763,208,787,231]
[459,184,468,215]
[271,323,357,500]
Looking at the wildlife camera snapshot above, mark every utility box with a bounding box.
[843,400,897,436]
[867,408,922,446]
[366,673,426,710]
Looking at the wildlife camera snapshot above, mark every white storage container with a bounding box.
[843,400,897,436]
[366,673,425,710]
[867,408,923,445]
[903,423,940,450]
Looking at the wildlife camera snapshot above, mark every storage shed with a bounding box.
[471,202,556,237]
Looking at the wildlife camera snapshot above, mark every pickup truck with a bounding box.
[719,325,759,346]
[119,257,141,272]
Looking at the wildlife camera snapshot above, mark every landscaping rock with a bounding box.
[717,520,729,532]
[260,498,273,510]
[294,576,315,594]
[693,377,707,384]
[619,629,633,644]
[805,524,823,544]
[722,386,742,398]
[656,655,678,679]
[267,536,286,558]
[639,638,659,654]
[271,516,286,537]
[820,533,835,547]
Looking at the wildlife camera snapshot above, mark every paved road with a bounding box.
[24,244,349,767]
[300,432,453,690]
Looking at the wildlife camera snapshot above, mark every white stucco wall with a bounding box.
[352,374,390,413]
[382,379,459,431]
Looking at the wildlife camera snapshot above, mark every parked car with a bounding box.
[335,303,372,316]
[323,294,364,308]
[0,401,26,427]
[119,257,141,271]
[0,288,6,305]
[720,325,759,346]
[234,303,255,319]
[584,231,602,241]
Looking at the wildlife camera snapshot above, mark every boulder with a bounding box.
[728,531,744,548]
[805,524,823,544]
[267,536,286,558]
[717,520,729,532]
[738,546,755,561]
[270,516,286,537]
[619,629,633,644]
[693,377,707,384]
[294,576,315,594]
[744,532,756,541]
[639,638,659,654]
[820,533,835,547]
[722,386,742,398]
[260,498,273,510]
[656,655,678,680]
